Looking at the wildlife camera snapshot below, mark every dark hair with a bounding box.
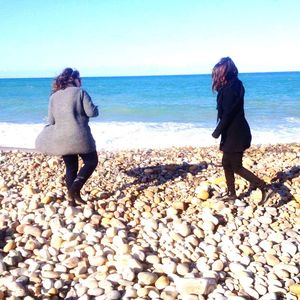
[212,57,238,92]
[52,68,80,93]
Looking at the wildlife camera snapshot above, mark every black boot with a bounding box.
[224,191,237,202]
[258,184,274,205]
[68,188,85,205]
[68,177,86,205]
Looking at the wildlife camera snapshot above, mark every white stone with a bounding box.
[281,241,298,256]
[174,277,217,296]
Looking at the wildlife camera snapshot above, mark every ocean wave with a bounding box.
[0,121,299,151]
[286,117,300,124]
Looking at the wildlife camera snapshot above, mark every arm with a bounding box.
[47,99,55,125]
[212,87,240,138]
[82,90,99,118]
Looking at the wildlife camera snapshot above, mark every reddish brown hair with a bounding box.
[52,68,80,93]
[212,57,238,92]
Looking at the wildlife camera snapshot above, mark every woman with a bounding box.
[211,57,273,204]
[36,68,98,206]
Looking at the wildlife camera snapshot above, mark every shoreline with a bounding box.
[0,143,299,298]
[0,141,299,153]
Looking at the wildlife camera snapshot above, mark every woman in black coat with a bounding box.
[211,57,273,203]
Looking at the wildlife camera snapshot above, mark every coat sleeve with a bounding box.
[47,99,55,125]
[212,87,240,138]
[82,90,99,118]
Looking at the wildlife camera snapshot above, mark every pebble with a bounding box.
[137,272,158,285]
[0,144,299,298]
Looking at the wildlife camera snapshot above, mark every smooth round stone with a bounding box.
[289,284,300,295]
[197,190,209,200]
[7,282,27,297]
[15,275,29,285]
[174,222,191,237]
[122,268,135,281]
[162,261,177,274]
[243,286,260,299]
[83,207,93,218]
[62,257,79,268]
[204,245,217,258]
[88,255,106,267]
[239,256,251,266]
[41,270,60,279]
[268,232,284,243]
[146,255,160,265]
[177,263,190,276]
[166,207,178,216]
[212,259,224,271]
[281,241,298,256]
[155,275,170,290]
[239,245,254,256]
[239,276,254,288]
[87,288,104,296]
[54,280,64,290]
[265,254,280,266]
[259,240,273,252]
[23,225,42,237]
[274,268,290,279]
[137,272,158,285]
[259,292,280,300]
[3,240,16,252]
[229,263,246,274]
[105,290,121,299]
[137,287,149,297]
[202,221,215,232]
[42,278,54,290]
[255,283,268,296]
[123,287,138,298]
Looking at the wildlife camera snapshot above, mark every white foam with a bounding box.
[0,121,299,151]
[286,117,300,124]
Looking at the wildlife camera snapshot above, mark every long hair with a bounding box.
[52,68,80,93]
[212,57,238,92]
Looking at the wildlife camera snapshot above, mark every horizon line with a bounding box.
[0,70,299,80]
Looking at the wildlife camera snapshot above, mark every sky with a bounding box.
[0,0,299,78]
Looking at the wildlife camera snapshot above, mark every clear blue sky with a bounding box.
[0,0,299,78]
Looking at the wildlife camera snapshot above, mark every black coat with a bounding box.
[212,78,252,152]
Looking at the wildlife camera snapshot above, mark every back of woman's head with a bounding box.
[52,68,80,93]
[212,57,238,92]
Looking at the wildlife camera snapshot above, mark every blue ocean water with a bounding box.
[0,72,299,150]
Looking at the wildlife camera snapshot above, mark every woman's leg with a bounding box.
[231,152,273,204]
[70,151,98,193]
[222,152,237,197]
[231,152,265,189]
[62,154,78,190]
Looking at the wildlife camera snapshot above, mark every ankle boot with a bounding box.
[67,190,76,206]
[225,191,237,201]
[258,184,274,205]
[69,188,85,205]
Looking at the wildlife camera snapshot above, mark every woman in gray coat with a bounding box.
[36,68,98,205]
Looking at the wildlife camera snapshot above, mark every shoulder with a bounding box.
[222,78,244,96]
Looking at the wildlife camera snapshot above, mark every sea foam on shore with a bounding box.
[0,143,299,298]
[0,121,299,151]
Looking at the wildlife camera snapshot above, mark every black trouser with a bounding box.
[222,152,265,195]
[62,151,98,192]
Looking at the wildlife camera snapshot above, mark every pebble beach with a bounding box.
[0,143,299,300]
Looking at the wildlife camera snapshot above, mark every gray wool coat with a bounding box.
[35,86,98,156]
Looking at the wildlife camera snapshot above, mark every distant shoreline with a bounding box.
[0,70,299,80]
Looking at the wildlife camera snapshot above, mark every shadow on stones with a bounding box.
[121,161,208,193]
[237,166,299,208]
[270,165,300,208]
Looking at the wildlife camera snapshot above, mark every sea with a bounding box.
[0,72,299,151]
